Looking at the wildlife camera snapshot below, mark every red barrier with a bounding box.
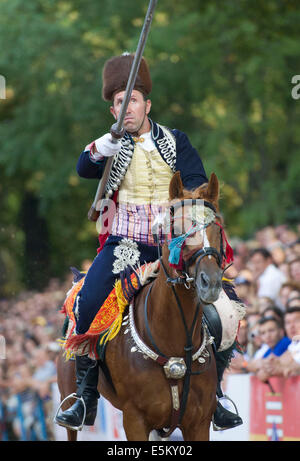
[250,375,300,441]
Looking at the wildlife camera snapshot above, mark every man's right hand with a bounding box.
[94,133,121,159]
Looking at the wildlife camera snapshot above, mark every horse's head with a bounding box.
[167,172,231,303]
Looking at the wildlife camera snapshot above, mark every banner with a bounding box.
[250,375,300,441]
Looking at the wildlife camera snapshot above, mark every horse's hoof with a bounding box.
[148,430,170,441]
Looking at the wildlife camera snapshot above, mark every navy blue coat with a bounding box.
[76,127,208,190]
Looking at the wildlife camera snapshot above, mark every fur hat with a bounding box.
[102,53,152,102]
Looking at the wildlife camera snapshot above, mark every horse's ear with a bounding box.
[206,173,219,202]
[169,171,184,200]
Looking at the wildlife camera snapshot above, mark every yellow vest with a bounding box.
[118,144,173,205]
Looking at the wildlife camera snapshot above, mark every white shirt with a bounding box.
[253,343,269,360]
[288,340,300,364]
[133,131,155,151]
[257,264,286,304]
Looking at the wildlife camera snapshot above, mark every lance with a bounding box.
[87,0,158,222]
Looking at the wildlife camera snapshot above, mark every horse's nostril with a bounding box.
[200,271,209,288]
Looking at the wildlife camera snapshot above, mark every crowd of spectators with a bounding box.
[0,223,299,441]
[224,224,300,385]
[0,277,71,440]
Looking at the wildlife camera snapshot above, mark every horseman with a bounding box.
[55,53,242,433]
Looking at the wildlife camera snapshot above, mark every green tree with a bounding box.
[0,0,299,296]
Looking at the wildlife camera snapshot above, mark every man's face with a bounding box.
[284,311,300,339]
[279,286,292,308]
[250,253,270,277]
[259,320,283,349]
[110,89,151,134]
[290,260,300,282]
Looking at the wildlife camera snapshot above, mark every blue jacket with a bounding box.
[263,336,291,358]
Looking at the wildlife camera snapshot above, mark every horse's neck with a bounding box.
[140,252,203,356]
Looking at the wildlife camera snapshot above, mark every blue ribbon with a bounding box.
[168,225,200,266]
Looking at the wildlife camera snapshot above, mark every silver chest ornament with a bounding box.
[163,357,187,379]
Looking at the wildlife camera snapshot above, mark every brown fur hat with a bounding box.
[102,53,152,102]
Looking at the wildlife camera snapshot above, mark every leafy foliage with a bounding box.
[0,0,299,295]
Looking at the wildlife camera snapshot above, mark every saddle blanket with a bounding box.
[59,260,160,360]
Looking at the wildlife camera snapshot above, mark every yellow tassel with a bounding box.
[56,338,65,347]
[222,277,234,283]
[100,277,136,346]
[64,349,75,361]
[56,338,75,361]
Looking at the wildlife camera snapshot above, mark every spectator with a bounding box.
[278,261,290,279]
[233,317,291,377]
[290,239,300,257]
[228,317,265,374]
[232,241,250,272]
[257,317,290,359]
[248,248,286,306]
[261,306,285,326]
[0,276,67,441]
[236,319,249,355]
[286,289,300,309]
[278,281,300,311]
[256,227,286,266]
[248,319,268,359]
[250,296,275,314]
[29,348,57,440]
[288,257,300,282]
[259,308,300,379]
[278,229,298,247]
[234,271,255,307]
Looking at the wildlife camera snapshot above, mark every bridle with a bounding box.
[157,199,227,288]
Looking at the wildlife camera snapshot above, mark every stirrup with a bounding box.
[212,394,240,432]
[218,394,239,415]
[53,392,86,431]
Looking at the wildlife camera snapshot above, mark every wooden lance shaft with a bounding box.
[87,0,158,222]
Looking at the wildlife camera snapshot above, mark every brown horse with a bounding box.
[56,172,225,441]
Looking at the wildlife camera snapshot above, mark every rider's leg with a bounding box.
[55,354,99,430]
[74,236,158,334]
[55,237,158,430]
[74,242,118,335]
[55,242,117,430]
[212,347,243,431]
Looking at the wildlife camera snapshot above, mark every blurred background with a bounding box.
[0,0,299,441]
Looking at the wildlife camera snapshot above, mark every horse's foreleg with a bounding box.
[122,405,150,441]
[67,429,78,441]
[181,417,211,441]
